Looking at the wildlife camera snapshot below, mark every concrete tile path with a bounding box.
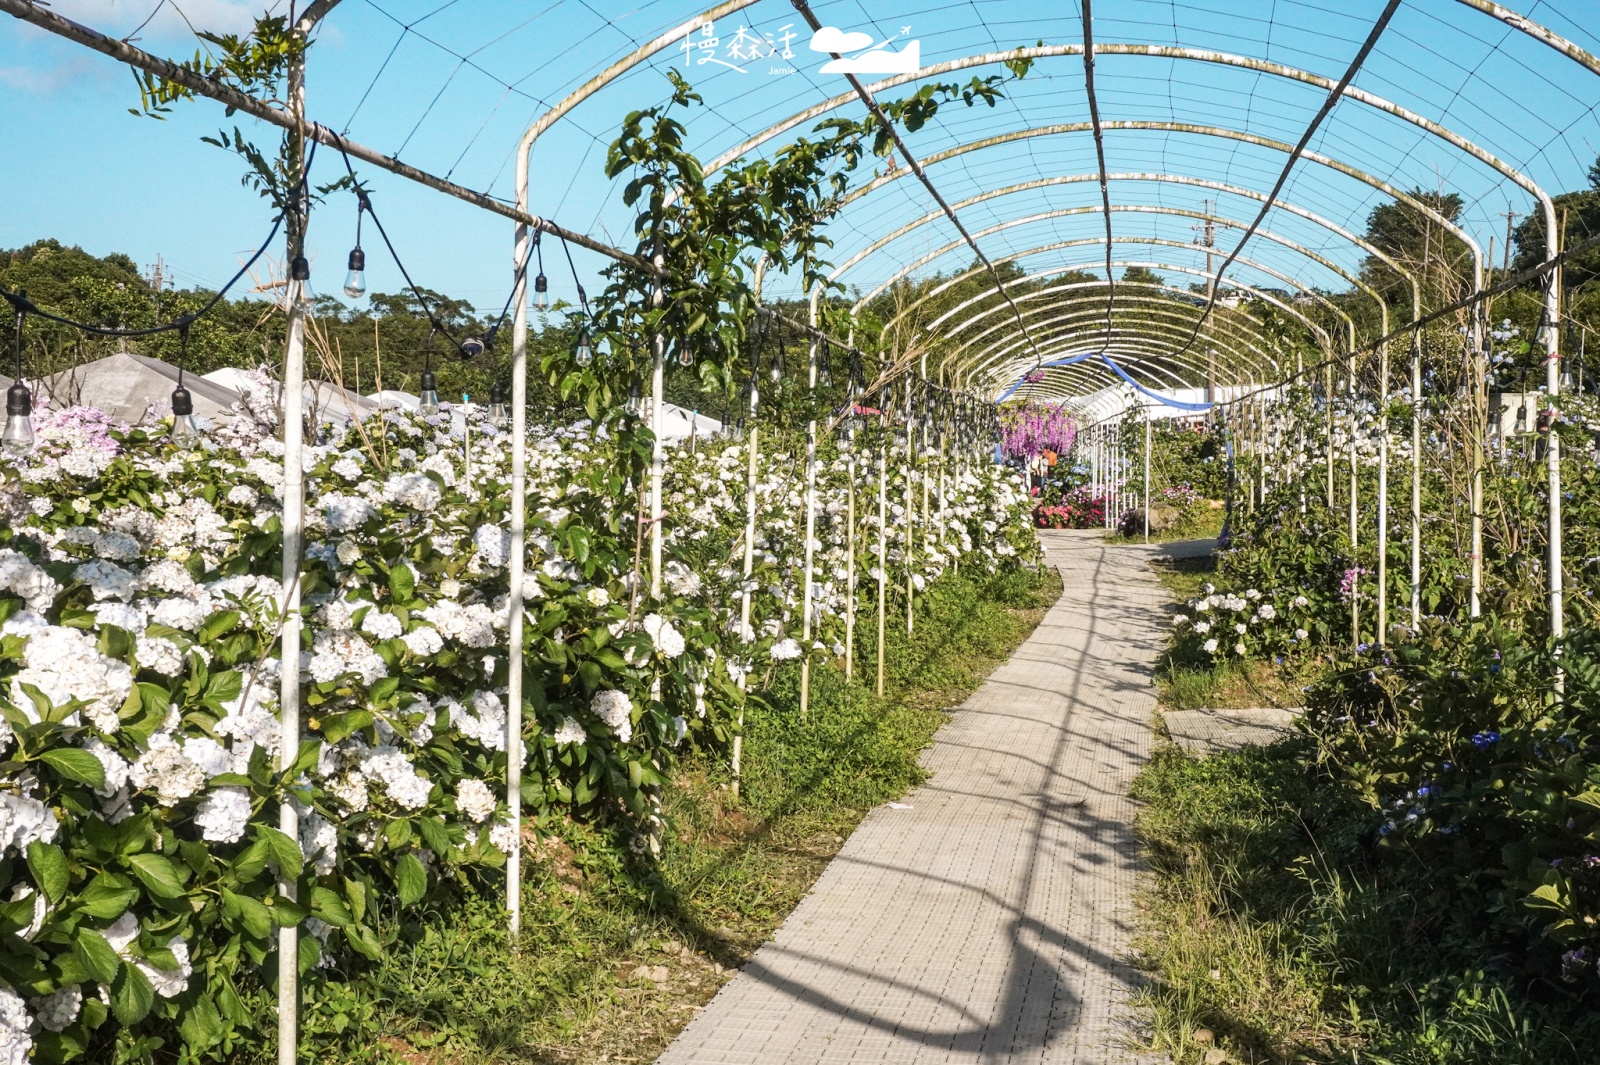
[657,531,1170,1065]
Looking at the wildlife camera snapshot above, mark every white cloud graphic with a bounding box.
[809,27,875,54]
[818,41,922,75]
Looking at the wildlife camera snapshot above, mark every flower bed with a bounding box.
[0,385,1037,1062]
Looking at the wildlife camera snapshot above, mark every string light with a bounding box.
[624,375,645,418]
[344,192,368,299]
[169,320,202,444]
[488,381,509,427]
[574,327,594,367]
[533,233,548,311]
[3,294,32,453]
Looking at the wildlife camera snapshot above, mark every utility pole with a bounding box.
[1194,198,1218,403]
[146,254,165,295]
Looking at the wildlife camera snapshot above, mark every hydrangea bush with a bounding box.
[0,383,1036,1061]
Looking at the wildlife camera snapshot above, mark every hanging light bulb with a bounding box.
[769,348,784,384]
[3,381,35,454]
[676,340,695,368]
[731,416,747,442]
[624,377,645,418]
[575,327,594,367]
[343,247,366,299]
[534,272,549,311]
[418,368,441,414]
[169,384,202,444]
[488,382,510,427]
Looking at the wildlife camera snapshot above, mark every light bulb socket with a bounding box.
[419,369,437,393]
[6,382,32,417]
[290,256,311,281]
[534,273,548,294]
[171,385,194,417]
[346,247,365,272]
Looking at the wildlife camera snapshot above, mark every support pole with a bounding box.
[1143,410,1151,543]
[1325,360,1335,509]
[800,286,820,714]
[731,350,760,797]
[876,434,888,697]
[505,210,529,944]
[1547,215,1565,673]
[903,379,916,634]
[276,11,312,1061]
[1348,352,1360,646]
[1410,328,1423,627]
[1377,332,1389,642]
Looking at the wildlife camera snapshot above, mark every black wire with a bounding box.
[332,133,475,359]
[0,137,319,341]
[557,235,589,315]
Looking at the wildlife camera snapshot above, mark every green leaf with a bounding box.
[389,563,415,603]
[255,825,304,880]
[38,748,107,789]
[127,853,186,899]
[177,992,224,1051]
[26,841,70,906]
[77,874,139,920]
[73,928,121,985]
[199,610,242,643]
[395,853,427,907]
[221,888,273,939]
[310,886,353,928]
[111,963,155,1026]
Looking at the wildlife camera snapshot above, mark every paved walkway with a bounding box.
[658,531,1170,1065]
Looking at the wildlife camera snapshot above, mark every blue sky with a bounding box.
[2,0,1597,319]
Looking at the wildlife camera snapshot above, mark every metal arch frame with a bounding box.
[930,237,1353,376]
[826,192,1389,338]
[915,263,1332,395]
[947,300,1282,396]
[831,182,1368,295]
[987,338,1257,405]
[909,274,1292,399]
[954,263,1328,395]
[834,126,1484,288]
[692,42,1559,237]
[941,284,1330,394]
[864,171,1472,327]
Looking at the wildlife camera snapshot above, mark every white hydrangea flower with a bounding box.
[455,778,496,823]
[473,525,511,570]
[195,787,252,843]
[401,626,444,656]
[74,559,135,602]
[135,636,184,676]
[642,613,685,658]
[770,638,802,661]
[361,610,403,641]
[585,587,610,608]
[300,812,338,876]
[384,472,441,513]
[0,792,59,859]
[489,817,519,855]
[591,689,634,744]
[0,987,31,1065]
[11,625,133,733]
[0,549,61,612]
[361,747,433,810]
[551,716,587,746]
[31,985,80,1033]
[320,493,378,532]
[148,596,207,632]
[129,734,206,806]
[1202,638,1219,654]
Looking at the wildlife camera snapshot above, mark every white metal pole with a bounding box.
[277,11,310,1060]
[1411,329,1423,627]
[903,380,916,635]
[800,286,820,715]
[1143,409,1151,543]
[731,315,761,795]
[504,222,529,939]
[1377,330,1390,643]
[876,433,888,697]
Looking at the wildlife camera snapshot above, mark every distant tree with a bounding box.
[1358,189,1473,310]
[1511,154,1600,291]
[1121,266,1164,287]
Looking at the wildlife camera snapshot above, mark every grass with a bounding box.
[1133,546,1600,1064]
[1130,741,1600,1065]
[295,564,1061,1065]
